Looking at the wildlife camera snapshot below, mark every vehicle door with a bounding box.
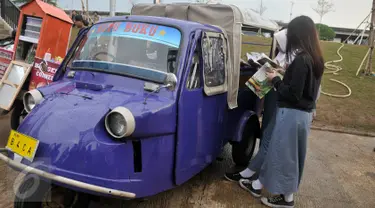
[175,31,229,185]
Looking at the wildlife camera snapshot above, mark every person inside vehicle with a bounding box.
[238,16,324,208]
[224,28,294,183]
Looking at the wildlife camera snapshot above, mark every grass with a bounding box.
[242,35,375,132]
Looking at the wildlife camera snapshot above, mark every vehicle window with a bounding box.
[67,22,182,82]
[186,49,201,89]
[202,35,225,87]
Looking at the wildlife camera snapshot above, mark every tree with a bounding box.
[312,0,334,23]
[12,0,57,6]
[316,23,335,40]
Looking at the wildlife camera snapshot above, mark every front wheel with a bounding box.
[231,125,257,167]
[11,100,28,130]
[14,174,79,208]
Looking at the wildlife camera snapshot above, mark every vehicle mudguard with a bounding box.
[232,110,260,143]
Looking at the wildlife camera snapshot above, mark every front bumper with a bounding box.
[0,149,136,199]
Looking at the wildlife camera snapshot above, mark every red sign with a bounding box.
[0,47,13,80]
[29,58,60,90]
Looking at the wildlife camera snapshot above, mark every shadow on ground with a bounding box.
[0,115,374,208]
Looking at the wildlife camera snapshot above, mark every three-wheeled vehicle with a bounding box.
[0,3,279,206]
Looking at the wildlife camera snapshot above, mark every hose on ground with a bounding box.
[320,11,373,98]
[321,43,352,98]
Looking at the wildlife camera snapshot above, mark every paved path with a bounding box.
[0,114,374,208]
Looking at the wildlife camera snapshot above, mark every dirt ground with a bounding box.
[0,114,374,208]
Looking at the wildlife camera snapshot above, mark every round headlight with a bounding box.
[23,89,44,113]
[105,107,135,139]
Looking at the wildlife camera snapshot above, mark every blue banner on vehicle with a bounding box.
[89,22,181,48]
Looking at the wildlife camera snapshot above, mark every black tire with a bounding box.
[14,174,50,208]
[11,100,27,130]
[14,174,78,208]
[231,121,258,167]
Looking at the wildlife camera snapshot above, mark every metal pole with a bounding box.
[289,1,294,21]
[110,0,116,17]
[86,0,89,14]
[366,0,375,75]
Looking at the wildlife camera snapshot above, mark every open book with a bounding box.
[246,52,281,69]
[245,62,283,99]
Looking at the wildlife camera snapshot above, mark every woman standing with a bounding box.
[225,29,294,182]
[238,16,324,208]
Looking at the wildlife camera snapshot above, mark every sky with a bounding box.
[58,0,373,29]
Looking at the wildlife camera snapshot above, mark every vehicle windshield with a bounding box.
[69,21,182,82]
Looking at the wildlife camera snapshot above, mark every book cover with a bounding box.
[245,62,283,99]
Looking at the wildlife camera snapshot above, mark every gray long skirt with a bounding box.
[259,107,313,195]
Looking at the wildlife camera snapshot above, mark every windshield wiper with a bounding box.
[71,67,107,73]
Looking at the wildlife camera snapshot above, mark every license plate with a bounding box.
[6,130,40,162]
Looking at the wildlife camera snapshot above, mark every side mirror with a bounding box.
[164,73,177,91]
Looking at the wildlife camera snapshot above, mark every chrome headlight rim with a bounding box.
[23,89,44,113]
[105,107,136,139]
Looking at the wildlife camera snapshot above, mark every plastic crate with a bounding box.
[26,17,42,26]
[24,30,40,39]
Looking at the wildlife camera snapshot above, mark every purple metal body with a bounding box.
[12,15,260,198]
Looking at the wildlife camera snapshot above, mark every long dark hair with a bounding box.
[286,16,324,78]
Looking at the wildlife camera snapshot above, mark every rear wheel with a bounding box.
[231,123,257,167]
[14,174,79,208]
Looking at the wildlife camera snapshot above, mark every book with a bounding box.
[245,62,283,99]
[246,52,281,69]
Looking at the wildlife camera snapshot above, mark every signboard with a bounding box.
[89,22,182,48]
[28,57,59,90]
[0,48,14,80]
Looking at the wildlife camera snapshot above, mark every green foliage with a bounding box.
[316,23,336,41]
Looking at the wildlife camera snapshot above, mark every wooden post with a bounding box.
[365,0,375,75]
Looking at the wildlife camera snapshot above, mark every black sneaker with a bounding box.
[238,179,261,198]
[224,172,257,182]
[261,195,295,208]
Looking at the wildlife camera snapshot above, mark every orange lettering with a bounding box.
[97,24,105,33]
[113,23,121,31]
[124,23,133,32]
[140,24,149,35]
[132,24,141,33]
[105,23,115,32]
[149,26,158,36]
